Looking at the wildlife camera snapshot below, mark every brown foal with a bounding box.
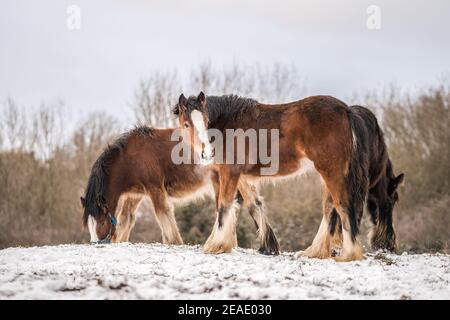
[81,126,280,254]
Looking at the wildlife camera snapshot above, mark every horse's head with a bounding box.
[173,91,213,163]
[80,195,117,244]
[369,169,405,252]
[387,173,405,207]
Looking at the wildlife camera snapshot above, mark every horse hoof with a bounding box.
[258,247,280,255]
[300,246,331,259]
[333,251,365,262]
[203,242,232,254]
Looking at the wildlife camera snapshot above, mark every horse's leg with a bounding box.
[300,184,334,259]
[111,195,127,243]
[120,212,135,242]
[319,172,367,262]
[120,197,142,242]
[150,191,183,245]
[238,179,280,255]
[203,168,240,254]
[328,208,343,255]
[210,170,239,248]
[211,170,239,248]
[211,170,220,210]
[111,196,141,242]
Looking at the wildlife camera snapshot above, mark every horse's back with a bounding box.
[348,105,380,134]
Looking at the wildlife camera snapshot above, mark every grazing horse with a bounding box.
[80,126,280,254]
[173,92,404,261]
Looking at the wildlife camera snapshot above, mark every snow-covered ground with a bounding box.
[0,243,448,299]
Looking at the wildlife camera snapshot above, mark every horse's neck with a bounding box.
[212,104,285,131]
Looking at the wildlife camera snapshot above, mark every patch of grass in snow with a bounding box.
[373,252,396,265]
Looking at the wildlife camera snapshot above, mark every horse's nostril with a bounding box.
[201,150,213,160]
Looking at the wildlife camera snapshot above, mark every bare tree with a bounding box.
[31,102,66,160]
[133,70,180,128]
[189,61,304,102]
[191,60,215,93]
[71,112,120,169]
[1,98,29,151]
[253,63,303,102]
[131,62,305,129]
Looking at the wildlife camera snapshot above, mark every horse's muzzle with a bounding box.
[90,238,111,245]
[201,149,214,162]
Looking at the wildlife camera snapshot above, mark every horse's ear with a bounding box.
[179,93,187,106]
[395,173,405,186]
[178,93,187,113]
[80,197,86,208]
[197,91,206,112]
[389,173,405,195]
[197,91,206,104]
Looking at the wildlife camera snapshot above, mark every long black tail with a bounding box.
[345,107,370,241]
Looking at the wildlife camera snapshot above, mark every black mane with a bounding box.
[173,94,259,126]
[205,95,259,125]
[82,125,154,225]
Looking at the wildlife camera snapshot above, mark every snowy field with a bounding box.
[0,243,448,299]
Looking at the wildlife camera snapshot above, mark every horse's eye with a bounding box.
[184,122,190,128]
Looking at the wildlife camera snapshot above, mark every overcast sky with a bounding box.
[1,0,449,124]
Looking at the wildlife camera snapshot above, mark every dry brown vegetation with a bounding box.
[0,63,448,253]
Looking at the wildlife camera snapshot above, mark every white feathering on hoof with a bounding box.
[204,200,239,254]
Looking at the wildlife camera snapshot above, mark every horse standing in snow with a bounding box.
[173,92,404,261]
[80,126,280,254]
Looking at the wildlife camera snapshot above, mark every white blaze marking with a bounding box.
[191,110,208,144]
[191,110,213,163]
[87,216,99,242]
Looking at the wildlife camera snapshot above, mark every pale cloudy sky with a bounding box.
[1,0,449,124]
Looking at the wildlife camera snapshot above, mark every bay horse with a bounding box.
[173,92,404,261]
[80,126,280,254]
